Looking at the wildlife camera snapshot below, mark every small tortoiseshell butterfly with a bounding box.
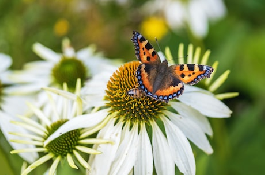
[129,31,213,103]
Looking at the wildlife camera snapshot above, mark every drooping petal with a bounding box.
[109,123,139,175]
[73,150,90,169]
[67,154,78,169]
[134,123,153,175]
[49,156,61,175]
[44,109,109,146]
[152,122,175,175]
[163,117,195,175]
[165,111,213,154]
[88,119,122,175]
[21,153,53,175]
[164,1,185,29]
[23,60,53,71]
[76,146,101,154]
[77,46,117,76]
[203,0,226,19]
[170,102,212,135]
[5,83,48,95]
[33,43,61,62]
[0,53,12,72]
[82,71,114,109]
[188,0,208,38]
[1,95,35,117]
[178,91,232,118]
[0,111,38,163]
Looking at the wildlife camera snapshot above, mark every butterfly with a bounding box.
[129,31,214,103]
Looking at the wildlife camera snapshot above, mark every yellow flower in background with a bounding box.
[140,17,168,41]
[54,18,70,36]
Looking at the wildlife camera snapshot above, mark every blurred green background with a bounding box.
[1,0,265,175]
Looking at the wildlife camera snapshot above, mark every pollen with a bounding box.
[105,61,167,122]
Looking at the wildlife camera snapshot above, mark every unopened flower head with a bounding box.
[9,79,113,175]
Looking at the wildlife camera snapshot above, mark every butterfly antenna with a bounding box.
[155,37,162,52]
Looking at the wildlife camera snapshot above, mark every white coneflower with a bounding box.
[7,38,118,95]
[0,53,38,163]
[8,79,114,175]
[44,44,237,175]
[143,0,226,38]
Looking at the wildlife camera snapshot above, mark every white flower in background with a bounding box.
[144,0,226,38]
[5,38,118,118]
[0,53,38,163]
[43,44,237,175]
[97,0,129,5]
[0,53,12,84]
[7,38,118,95]
[8,79,114,175]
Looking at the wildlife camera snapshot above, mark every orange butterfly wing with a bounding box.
[131,31,160,64]
[131,31,214,103]
[169,64,214,85]
[137,63,184,102]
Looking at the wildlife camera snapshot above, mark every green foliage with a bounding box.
[1,0,264,174]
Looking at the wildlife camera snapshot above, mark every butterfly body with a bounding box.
[131,31,213,103]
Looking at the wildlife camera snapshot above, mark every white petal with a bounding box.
[42,87,78,101]
[157,51,166,62]
[109,123,139,175]
[82,71,113,109]
[8,69,50,84]
[203,0,226,19]
[0,70,14,84]
[88,119,122,175]
[163,118,195,175]
[76,46,97,61]
[188,1,208,38]
[1,95,35,117]
[170,102,212,135]
[0,53,12,72]
[178,91,232,118]
[33,43,61,62]
[5,83,48,95]
[0,111,38,163]
[165,111,213,154]
[23,60,53,71]
[183,85,208,93]
[152,122,175,175]
[22,153,53,175]
[44,109,109,146]
[134,123,153,175]
[77,46,118,76]
[165,1,185,29]
[49,157,60,175]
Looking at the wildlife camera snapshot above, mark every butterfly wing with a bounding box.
[169,64,214,85]
[131,31,161,64]
[137,63,184,102]
[136,63,159,96]
[153,73,184,102]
